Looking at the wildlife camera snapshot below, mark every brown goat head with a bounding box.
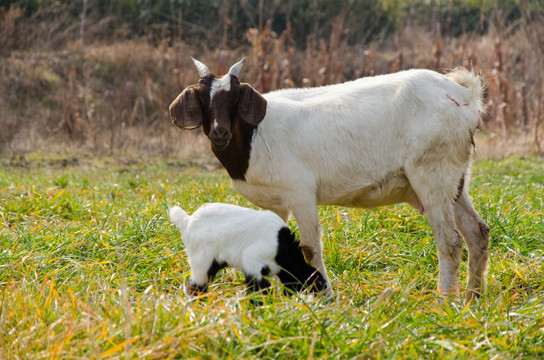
[169,58,267,150]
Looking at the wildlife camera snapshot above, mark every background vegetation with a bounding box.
[1,0,543,156]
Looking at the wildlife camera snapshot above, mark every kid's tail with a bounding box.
[168,205,190,233]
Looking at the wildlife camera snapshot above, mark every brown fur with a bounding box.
[169,85,203,130]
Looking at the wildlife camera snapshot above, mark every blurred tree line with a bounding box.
[1,0,542,52]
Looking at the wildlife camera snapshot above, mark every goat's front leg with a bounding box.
[290,202,332,297]
[268,206,290,222]
[244,274,272,293]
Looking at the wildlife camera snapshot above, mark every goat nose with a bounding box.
[212,127,229,139]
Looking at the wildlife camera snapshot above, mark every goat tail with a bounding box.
[446,67,486,116]
[168,205,190,234]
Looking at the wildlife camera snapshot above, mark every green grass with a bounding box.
[1,156,543,359]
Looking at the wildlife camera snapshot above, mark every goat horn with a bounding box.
[228,58,246,78]
[191,57,211,77]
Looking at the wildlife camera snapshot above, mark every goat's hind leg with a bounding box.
[408,168,464,299]
[426,204,464,299]
[186,257,225,296]
[455,190,490,304]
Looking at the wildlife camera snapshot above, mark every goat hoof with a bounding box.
[464,290,481,306]
[185,282,208,297]
[323,287,334,298]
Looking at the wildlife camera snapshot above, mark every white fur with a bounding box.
[227,68,488,300]
[210,75,232,105]
[241,69,481,207]
[168,203,286,287]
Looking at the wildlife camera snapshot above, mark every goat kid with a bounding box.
[169,58,490,304]
[168,203,326,296]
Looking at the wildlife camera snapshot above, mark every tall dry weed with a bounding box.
[0,5,23,52]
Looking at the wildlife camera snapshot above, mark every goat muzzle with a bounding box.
[210,127,232,149]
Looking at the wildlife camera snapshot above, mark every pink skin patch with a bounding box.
[447,94,482,130]
[446,94,460,107]
[417,197,425,215]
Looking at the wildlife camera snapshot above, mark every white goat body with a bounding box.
[169,203,285,281]
[240,69,481,211]
[168,203,326,295]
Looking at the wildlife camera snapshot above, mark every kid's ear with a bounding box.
[169,86,203,130]
[238,84,267,126]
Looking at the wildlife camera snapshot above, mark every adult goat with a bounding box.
[169,58,490,303]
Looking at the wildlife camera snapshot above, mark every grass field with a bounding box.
[1,155,543,359]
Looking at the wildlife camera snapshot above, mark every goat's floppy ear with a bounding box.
[169,86,203,130]
[238,84,267,126]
